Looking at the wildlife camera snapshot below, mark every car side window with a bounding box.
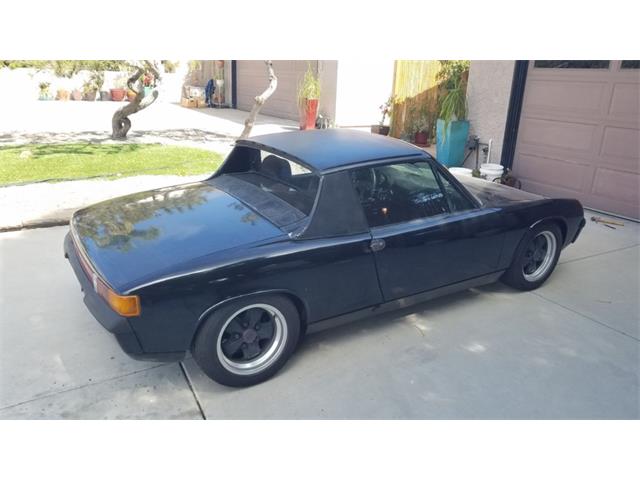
[349,161,449,227]
[436,170,475,213]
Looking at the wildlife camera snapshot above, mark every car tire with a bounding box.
[501,222,562,291]
[192,294,301,387]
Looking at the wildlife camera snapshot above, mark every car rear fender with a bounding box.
[530,216,568,246]
[190,289,310,349]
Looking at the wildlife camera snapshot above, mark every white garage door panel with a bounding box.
[236,60,313,121]
[592,168,639,203]
[519,117,598,154]
[601,127,640,173]
[516,154,591,192]
[609,83,640,119]
[513,61,640,219]
[524,79,605,115]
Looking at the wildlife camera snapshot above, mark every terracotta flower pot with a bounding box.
[83,91,96,101]
[414,131,429,145]
[126,89,137,101]
[56,89,70,101]
[70,89,82,101]
[110,88,126,101]
[300,98,319,130]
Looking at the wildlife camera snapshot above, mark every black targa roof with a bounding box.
[237,129,429,172]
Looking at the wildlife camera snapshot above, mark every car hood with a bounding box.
[454,175,544,207]
[71,180,284,292]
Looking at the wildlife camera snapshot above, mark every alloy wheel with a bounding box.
[216,303,288,376]
[522,231,557,282]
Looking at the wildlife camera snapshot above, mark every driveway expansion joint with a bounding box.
[179,362,206,420]
[530,291,639,343]
[559,243,640,266]
[0,363,168,412]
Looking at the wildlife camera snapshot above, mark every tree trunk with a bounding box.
[111,61,160,139]
[239,61,278,140]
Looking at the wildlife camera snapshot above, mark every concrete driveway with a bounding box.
[0,215,638,419]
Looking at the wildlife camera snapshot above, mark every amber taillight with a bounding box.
[72,233,141,317]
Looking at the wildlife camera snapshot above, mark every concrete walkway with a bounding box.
[0,101,298,231]
[0,174,211,231]
[0,217,637,419]
[0,101,298,151]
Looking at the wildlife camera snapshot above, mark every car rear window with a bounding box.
[217,146,320,216]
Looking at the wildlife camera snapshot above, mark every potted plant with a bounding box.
[82,81,96,101]
[142,72,154,97]
[83,72,104,101]
[110,76,127,101]
[38,82,51,100]
[410,105,431,145]
[435,61,470,167]
[371,96,394,135]
[297,64,321,130]
[56,88,70,101]
[70,88,83,101]
[81,73,102,101]
[126,88,137,101]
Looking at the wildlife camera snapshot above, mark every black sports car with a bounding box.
[64,129,585,386]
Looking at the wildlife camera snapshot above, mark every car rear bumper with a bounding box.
[64,232,146,356]
[64,232,186,362]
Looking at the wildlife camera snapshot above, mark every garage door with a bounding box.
[513,60,640,219]
[236,61,315,121]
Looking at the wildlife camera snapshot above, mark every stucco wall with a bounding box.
[465,60,515,167]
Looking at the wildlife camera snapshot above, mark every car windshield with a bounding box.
[216,146,320,217]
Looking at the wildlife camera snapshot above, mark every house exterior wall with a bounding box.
[465,60,515,166]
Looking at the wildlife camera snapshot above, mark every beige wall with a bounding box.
[465,60,515,167]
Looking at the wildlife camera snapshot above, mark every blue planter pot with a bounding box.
[436,119,470,167]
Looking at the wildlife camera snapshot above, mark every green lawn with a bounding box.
[0,143,224,185]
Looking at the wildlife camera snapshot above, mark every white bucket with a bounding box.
[480,163,504,182]
[449,167,473,177]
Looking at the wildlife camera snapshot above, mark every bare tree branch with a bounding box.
[239,61,278,139]
[111,61,161,139]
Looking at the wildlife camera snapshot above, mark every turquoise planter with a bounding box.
[436,119,470,167]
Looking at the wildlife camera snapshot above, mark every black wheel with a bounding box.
[192,294,301,387]
[501,222,562,291]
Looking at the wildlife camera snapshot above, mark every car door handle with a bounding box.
[370,238,386,252]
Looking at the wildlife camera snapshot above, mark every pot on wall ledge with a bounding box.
[56,89,70,101]
[300,98,319,130]
[99,91,110,101]
[414,131,429,146]
[110,88,126,101]
[371,125,390,136]
[436,119,470,167]
[70,89,82,101]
